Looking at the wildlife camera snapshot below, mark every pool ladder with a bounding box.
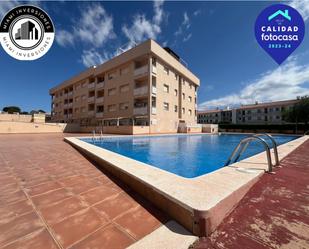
[225,133,279,173]
[92,130,103,142]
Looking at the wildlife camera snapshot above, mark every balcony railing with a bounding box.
[134,65,148,76]
[68,91,73,96]
[96,97,104,103]
[67,114,72,119]
[68,103,73,108]
[151,107,157,114]
[96,112,104,118]
[97,81,105,89]
[133,106,148,115]
[151,65,157,74]
[88,83,95,89]
[88,96,95,102]
[63,104,68,108]
[134,86,148,96]
[88,110,95,116]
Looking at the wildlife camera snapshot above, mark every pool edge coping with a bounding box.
[64,134,309,236]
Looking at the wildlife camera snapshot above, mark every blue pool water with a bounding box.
[81,134,298,178]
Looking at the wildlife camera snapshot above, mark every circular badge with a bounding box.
[0,5,55,60]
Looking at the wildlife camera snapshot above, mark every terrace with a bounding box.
[0,133,308,249]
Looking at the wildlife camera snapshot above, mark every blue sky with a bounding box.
[0,0,309,112]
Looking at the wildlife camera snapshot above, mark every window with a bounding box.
[163,102,169,111]
[108,88,116,96]
[163,66,169,75]
[183,79,186,85]
[174,89,178,96]
[75,96,80,102]
[189,109,192,116]
[108,71,116,80]
[74,108,79,113]
[188,96,192,102]
[152,57,157,66]
[81,95,86,100]
[174,73,178,80]
[119,102,129,110]
[88,104,95,111]
[163,84,169,93]
[189,83,192,89]
[120,84,129,93]
[97,105,104,113]
[108,104,116,112]
[182,108,185,114]
[182,93,185,100]
[174,105,178,112]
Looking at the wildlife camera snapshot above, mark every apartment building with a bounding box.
[198,99,299,125]
[50,39,200,134]
[197,109,232,124]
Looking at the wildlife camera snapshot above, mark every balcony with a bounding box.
[151,107,157,114]
[88,110,95,116]
[68,103,73,108]
[67,114,72,119]
[88,96,95,102]
[63,104,68,108]
[134,65,148,77]
[88,83,95,89]
[68,91,73,96]
[134,86,148,96]
[97,81,105,89]
[96,97,104,103]
[134,106,148,115]
[152,86,157,95]
[96,112,104,118]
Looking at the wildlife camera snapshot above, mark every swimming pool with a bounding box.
[81,134,298,178]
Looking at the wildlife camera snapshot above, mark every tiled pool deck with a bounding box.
[193,138,309,249]
[0,134,169,249]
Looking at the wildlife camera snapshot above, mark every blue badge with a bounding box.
[255,4,305,65]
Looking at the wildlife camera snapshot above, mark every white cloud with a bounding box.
[289,0,309,21]
[55,30,74,47]
[122,0,165,51]
[81,49,110,68]
[193,10,201,16]
[175,12,191,36]
[56,4,114,48]
[198,55,309,110]
[74,4,115,47]
[183,33,192,42]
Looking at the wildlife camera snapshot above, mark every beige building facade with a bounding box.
[198,99,300,125]
[50,40,200,134]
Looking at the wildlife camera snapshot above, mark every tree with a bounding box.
[283,96,309,132]
[2,106,21,114]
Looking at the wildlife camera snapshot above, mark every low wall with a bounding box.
[0,122,80,134]
[0,114,32,122]
[102,125,150,134]
[202,124,219,133]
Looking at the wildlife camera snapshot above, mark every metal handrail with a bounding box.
[225,136,273,173]
[253,134,279,166]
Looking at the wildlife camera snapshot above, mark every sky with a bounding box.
[0,0,309,112]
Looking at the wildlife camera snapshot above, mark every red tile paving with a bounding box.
[0,134,169,249]
[193,139,309,249]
